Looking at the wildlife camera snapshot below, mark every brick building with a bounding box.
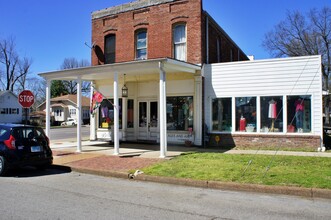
[90,0,248,66]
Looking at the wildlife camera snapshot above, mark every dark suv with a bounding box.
[0,124,53,176]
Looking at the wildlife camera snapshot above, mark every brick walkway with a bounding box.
[53,150,163,173]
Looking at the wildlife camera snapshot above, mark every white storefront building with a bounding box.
[204,55,323,150]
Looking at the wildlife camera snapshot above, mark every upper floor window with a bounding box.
[136,29,147,60]
[105,34,116,64]
[173,24,186,61]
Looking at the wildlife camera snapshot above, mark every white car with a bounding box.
[61,118,77,126]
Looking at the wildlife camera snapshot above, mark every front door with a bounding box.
[138,101,158,141]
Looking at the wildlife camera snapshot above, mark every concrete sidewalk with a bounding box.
[51,140,331,200]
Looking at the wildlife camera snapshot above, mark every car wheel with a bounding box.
[72,122,76,126]
[0,156,8,176]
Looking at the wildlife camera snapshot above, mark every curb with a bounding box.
[70,167,129,179]
[61,165,331,200]
[135,175,331,200]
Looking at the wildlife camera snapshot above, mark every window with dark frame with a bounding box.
[104,34,116,64]
[136,29,147,60]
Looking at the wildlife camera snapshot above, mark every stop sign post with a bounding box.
[18,90,35,124]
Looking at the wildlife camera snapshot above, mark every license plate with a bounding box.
[31,146,41,152]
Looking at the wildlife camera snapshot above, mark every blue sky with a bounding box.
[1,0,330,76]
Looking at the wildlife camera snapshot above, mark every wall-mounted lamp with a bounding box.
[122,74,128,97]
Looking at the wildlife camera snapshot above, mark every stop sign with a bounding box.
[18,90,35,108]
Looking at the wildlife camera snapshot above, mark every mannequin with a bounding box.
[268,99,277,131]
[239,115,246,131]
[295,98,304,132]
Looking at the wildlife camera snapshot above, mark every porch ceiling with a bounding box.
[39,58,201,81]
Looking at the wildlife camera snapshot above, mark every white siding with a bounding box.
[204,55,323,136]
[0,91,23,123]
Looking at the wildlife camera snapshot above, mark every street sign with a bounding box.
[18,90,35,108]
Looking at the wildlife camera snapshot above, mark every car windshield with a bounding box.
[12,127,46,140]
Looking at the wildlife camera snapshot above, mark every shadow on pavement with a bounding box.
[3,165,72,178]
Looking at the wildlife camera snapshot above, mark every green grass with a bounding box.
[142,153,331,189]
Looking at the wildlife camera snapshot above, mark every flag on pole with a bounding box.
[90,90,103,115]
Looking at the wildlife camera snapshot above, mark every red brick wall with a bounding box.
[92,0,203,66]
[207,133,321,151]
[202,13,249,64]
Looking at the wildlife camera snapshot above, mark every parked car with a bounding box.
[61,118,77,126]
[0,124,53,176]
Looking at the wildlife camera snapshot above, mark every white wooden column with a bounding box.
[45,79,51,138]
[76,77,82,152]
[113,72,120,155]
[194,76,202,145]
[122,96,127,141]
[90,82,96,140]
[159,62,167,158]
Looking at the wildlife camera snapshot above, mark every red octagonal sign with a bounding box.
[18,90,35,108]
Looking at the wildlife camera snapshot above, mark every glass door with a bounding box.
[138,101,158,141]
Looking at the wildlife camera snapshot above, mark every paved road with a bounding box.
[49,126,90,141]
[0,167,330,220]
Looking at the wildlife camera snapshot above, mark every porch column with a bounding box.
[122,96,127,141]
[194,76,203,145]
[90,81,97,140]
[45,79,51,138]
[159,62,167,158]
[76,77,82,152]
[113,72,120,155]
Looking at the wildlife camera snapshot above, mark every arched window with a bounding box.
[135,29,147,60]
[104,34,116,64]
[173,24,186,61]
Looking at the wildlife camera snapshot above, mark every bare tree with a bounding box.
[26,77,46,110]
[262,6,331,124]
[17,57,33,91]
[60,57,91,95]
[0,36,32,92]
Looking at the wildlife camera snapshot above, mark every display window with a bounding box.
[212,98,232,131]
[236,97,256,132]
[166,96,193,131]
[260,96,283,132]
[98,99,122,129]
[287,95,311,133]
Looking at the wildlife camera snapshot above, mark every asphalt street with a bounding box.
[49,126,90,141]
[0,168,330,220]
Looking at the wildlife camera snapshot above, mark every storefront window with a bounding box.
[212,98,232,132]
[287,95,311,133]
[98,99,122,129]
[167,96,193,131]
[127,99,134,128]
[260,96,283,132]
[236,97,256,132]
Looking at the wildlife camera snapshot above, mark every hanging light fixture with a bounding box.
[122,74,128,97]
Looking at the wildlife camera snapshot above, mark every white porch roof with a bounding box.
[40,58,202,158]
[39,58,201,81]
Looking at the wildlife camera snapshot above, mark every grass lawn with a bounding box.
[142,153,331,189]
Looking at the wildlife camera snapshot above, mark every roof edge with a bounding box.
[92,0,175,20]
